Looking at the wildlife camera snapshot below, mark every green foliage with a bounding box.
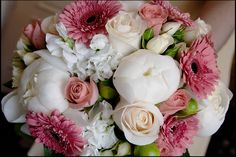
[176,98,199,118]
[182,149,190,156]
[141,28,154,49]
[163,45,180,58]
[173,26,185,44]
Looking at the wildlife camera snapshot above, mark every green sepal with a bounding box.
[141,28,154,49]
[163,45,180,58]
[173,26,185,43]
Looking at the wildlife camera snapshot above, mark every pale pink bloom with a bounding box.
[156,115,199,156]
[180,34,219,99]
[159,89,191,115]
[151,0,193,26]
[139,3,168,35]
[59,0,122,44]
[64,77,98,109]
[23,19,46,49]
[26,110,86,156]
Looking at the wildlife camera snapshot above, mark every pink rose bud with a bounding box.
[139,3,168,35]
[23,19,46,49]
[159,89,191,115]
[64,77,99,109]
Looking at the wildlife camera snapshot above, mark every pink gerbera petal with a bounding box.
[180,34,220,99]
[26,110,86,156]
[59,0,122,45]
[156,115,199,156]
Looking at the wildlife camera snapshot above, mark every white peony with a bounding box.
[184,18,211,44]
[1,58,69,123]
[113,99,163,145]
[106,11,147,57]
[146,33,174,54]
[113,49,180,104]
[197,81,233,136]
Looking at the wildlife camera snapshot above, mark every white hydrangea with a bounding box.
[80,145,100,156]
[83,101,118,150]
[46,23,120,81]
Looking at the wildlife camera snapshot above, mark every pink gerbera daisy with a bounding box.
[180,34,220,99]
[156,115,199,156]
[59,0,122,44]
[26,110,86,156]
[151,0,193,26]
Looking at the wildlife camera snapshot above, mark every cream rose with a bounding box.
[197,81,233,136]
[113,99,164,145]
[1,58,69,123]
[105,11,147,57]
[113,49,180,104]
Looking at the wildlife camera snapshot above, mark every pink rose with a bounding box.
[139,3,168,35]
[23,19,46,49]
[64,77,99,109]
[159,89,190,115]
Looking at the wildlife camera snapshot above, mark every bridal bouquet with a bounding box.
[2,0,233,156]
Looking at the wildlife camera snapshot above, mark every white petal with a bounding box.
[63,108,89,127]
[1,90,26,123]
[161,22,181,35]
[23,53,39,66]
[34,50,69,72]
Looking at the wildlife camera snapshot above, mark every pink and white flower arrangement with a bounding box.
[1,0,232,156]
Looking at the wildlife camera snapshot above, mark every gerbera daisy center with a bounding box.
[191,62,198,74]
[86,15,97,24]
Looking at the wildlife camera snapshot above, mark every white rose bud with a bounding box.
[146,33,174,54]
[41,15,58,35]
[161,22,181,35]
[90,34,108,50]
[184,18,211,44]
[197,81,233,136]
[23,52,39,66]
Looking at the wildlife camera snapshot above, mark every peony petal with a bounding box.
[34,49,69,72]
[1,90,26,123]
[63,108,89,127]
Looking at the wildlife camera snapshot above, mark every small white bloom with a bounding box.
[55,22,68,38]
[146,33,174,54]
[184,18,211,44]
[161,22,181,35]
[80,145,100,156]
[90,34,108,50]
[197,81,233,136]
[83,101,118,149]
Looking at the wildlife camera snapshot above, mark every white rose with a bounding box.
[161,22,181,35]
[113,49,180,104]
[197,81,233,136]
[113,99,164,145]
[1,58,69,123]
[184,18,211,44]
[146,33,174,54]
[105,11,147,57]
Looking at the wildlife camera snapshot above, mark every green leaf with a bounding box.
[143,28,154,41]
[141,28,154,49]
[173,26,185,43]
[14,123,34,141]
[64,37,75,49]
[163,46,180,58]
[182,149,190,156]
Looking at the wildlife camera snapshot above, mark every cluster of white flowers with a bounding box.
[46,23,120,82]
[80,101,118,155]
